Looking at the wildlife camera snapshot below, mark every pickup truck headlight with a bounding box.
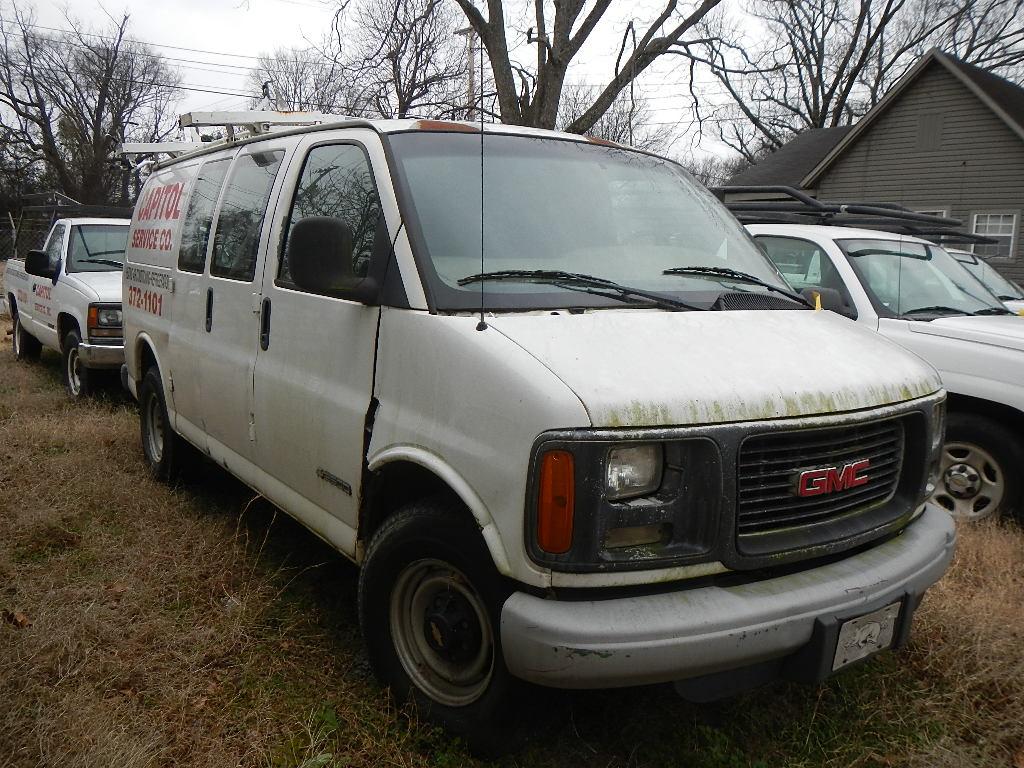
[97,308,122,326]
[606,444,663,500]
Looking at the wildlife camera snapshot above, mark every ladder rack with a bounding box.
[179,110,355,141]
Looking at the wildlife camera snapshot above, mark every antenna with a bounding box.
[476,35,487,332]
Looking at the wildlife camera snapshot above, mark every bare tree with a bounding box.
[327,0,467,119]
[698,0,1024,160]
[558,83,676,153]
[680,153,752,186]
[0,3,181,204]
[246,47,357,113]
[449,0,723,132]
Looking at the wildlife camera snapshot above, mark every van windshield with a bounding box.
[67,224,128,272]
[388,132,794,311]
[837,238,1008,318]
[950,250,1024,301]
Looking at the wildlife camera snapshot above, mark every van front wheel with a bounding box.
[358,502,522,752]
[139,367,191,482]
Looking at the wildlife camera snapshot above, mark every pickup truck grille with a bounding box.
[737,418,905,543]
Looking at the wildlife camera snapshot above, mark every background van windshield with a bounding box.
[838,238,1004,317]
[67,224,127,272]
[389,132,789,311]
[952,251,1024,301]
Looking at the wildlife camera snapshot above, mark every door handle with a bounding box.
[259,298,271,350]
[205,288,213,332]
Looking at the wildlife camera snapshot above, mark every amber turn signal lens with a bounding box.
[87,306,98,330]
[537,450,574,554]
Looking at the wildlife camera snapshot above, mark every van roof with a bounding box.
[151,118,610,170]
[746,223,936,246]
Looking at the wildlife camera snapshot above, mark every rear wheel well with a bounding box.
[57,313,79,346]
[137,339,158,379]
[359,461,468,548]
[946,393,1024,436]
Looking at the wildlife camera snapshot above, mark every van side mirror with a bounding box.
[25,249,54,278]
[288,216,379,305]
[801,287,857,319]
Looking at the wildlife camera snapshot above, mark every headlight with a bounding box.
[606,444,663,500]
[97,308,122,326]
[931,399,946,453]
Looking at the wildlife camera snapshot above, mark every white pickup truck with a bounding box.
[6,218,129,397]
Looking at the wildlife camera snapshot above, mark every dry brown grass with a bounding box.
[0,308,1022,768]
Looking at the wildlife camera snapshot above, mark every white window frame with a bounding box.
[971,212,1018,261]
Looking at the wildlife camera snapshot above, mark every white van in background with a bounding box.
[122,114,953,746]
[948,248,1024,314]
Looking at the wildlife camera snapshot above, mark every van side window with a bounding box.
[278,143,382,290]
[211,150,286,282]
[178,159,231,273]
[757,235,841,293]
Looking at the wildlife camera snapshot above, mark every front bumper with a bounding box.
[78,341,124,368]
[500,504,955,689]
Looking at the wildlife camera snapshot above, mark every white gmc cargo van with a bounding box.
[122,116,955,744]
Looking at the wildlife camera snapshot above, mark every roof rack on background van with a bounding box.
[714,185,996,246]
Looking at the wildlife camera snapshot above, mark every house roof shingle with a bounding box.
[727,126,853,187]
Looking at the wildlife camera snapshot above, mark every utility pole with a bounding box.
[455,27,477,120]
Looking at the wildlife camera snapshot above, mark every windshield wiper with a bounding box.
[78,257,123,268]
[662,266,811,307]
[456,269,704,311]
[974,306,1012,315]
[901,305,971,317]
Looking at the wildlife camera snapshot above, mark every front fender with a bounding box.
[367,445,513,578]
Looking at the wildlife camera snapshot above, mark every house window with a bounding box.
[972,213,1017,259]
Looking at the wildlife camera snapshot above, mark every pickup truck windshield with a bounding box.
[838,238,1007,318]
[950,250,1024,301]
[388,132,792,311]
[68,224,128,272]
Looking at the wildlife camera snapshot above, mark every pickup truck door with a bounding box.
[196,143,291,465]
[26,222,66,348]
[251,131,388,534]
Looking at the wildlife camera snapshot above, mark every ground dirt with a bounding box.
[0,296,1022,767]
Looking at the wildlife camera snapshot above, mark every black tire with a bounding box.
[12,311,42,361]
[61,329,92,398]
[139,366,193,482]
[358,500,523,754]
[934,412,1024,522]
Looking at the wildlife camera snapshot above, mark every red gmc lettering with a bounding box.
[796,459,870,497]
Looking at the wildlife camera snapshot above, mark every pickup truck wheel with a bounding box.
[61,330,92,398]
[139,367,191,482]
[933,413,1024,522]
[12,313,42,361]
[359,502,522,753]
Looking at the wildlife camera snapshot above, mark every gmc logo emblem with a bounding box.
[795,459,870,497]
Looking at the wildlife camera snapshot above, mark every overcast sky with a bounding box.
[34,0,736,159]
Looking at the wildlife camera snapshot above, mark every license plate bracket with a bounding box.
[832,601,901,671]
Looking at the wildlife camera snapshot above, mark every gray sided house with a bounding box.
[802,50,1024,281]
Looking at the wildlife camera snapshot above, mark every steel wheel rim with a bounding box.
[67,346,82,395]
[389,558,494,707]
[145,391,165,463]
[932,440,1005,521]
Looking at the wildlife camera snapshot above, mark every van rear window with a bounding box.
[178,159,231,273]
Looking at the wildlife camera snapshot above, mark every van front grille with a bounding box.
[737,418,905,547]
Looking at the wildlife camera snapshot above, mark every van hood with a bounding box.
[488,310,940,428]
[64,270,122,302]
[907,314,1024,353]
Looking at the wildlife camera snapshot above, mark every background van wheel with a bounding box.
[61,329,92,398]
[358,501,523,754]
[139,366,193,482]
[12,313,42,361]
[932,412,1024,522]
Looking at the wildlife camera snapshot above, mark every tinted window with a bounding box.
[44,224,66,270]
[211,150,285,281]
[178,159,230,273]
[279,143,382,288]
[68,225,128,272]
